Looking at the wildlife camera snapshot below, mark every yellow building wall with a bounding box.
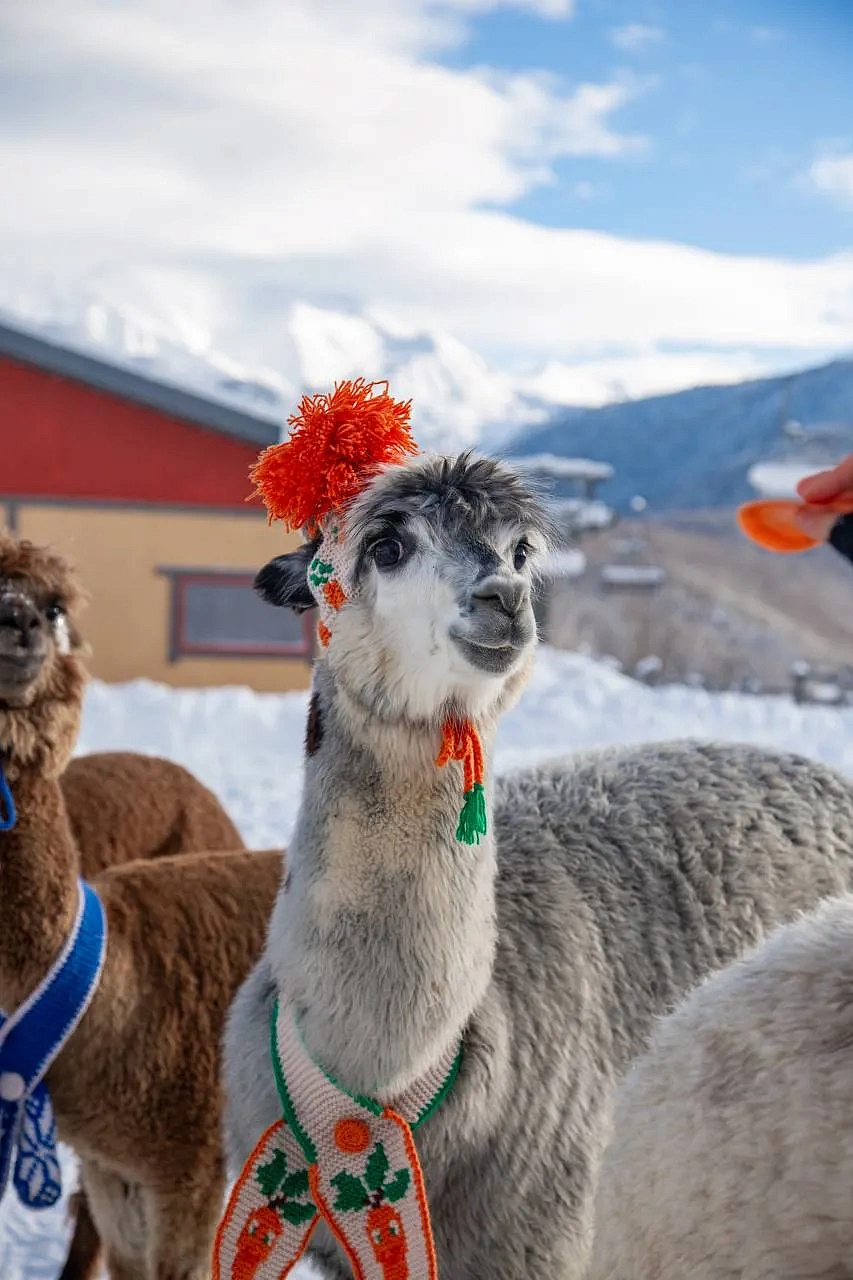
[5,501,312,692]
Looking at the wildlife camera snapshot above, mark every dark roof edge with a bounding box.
[0,320,280,448]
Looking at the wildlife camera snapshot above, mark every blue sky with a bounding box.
[445,0,853,258]
[1,0,852,413]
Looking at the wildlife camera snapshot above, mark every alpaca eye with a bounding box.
[371,538,405,570]
[513,541,531,571]
[45,602,65,623]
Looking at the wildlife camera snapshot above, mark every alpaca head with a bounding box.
[256,452,554,725]
[0,533,88,777]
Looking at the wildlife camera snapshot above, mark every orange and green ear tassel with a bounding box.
[437,721,487,845]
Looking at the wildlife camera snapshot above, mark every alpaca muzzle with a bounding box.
[452,575,536,670]
[0,596,47,670]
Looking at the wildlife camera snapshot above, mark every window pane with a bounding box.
[182,579,304,648]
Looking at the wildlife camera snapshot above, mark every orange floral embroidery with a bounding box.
[323,579,347,611]
[334,1118,372,1154]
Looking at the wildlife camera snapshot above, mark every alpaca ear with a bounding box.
[255,542,318,613]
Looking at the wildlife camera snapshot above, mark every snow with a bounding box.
[541,548,587,579]
[519,350,775,408]
[747,460,816,498]
[511,454,614,483]
[5,644,853,1276]
[600,564,667,588]
[555,498,615,531]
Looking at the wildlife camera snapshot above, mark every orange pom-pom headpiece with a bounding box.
[249,378,420,655]
[250,378,417,536]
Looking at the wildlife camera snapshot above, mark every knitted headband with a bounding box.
[250,378,487,845]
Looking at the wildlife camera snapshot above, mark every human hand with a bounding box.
[791,453,853,543]
[796,453,853,505]
[792,506,842,542]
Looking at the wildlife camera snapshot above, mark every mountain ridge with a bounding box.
[509,356,853,511]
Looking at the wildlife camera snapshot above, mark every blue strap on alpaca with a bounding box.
[0,765,15,832]
[0,792,107,1211]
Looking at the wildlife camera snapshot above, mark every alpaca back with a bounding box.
[279,740,853,1280]
[495,739,853,1074]
[62,751,244,878]
[588,894,853,1280]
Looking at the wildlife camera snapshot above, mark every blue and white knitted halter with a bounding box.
[0,763,107,1210]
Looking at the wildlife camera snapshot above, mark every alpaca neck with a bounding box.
[0,768,80,1009]
[268,662,499,1097]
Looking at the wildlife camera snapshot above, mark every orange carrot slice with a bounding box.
[737,496,853,553]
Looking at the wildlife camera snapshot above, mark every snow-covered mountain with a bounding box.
[0,283,550,452]
[512,357,853,512]
[286,304,548,451]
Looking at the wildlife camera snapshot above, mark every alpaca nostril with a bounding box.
[470,576,527,619]
[0,600,43,649]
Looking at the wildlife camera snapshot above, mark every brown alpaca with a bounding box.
[0,535,250,1276]
[0,534,285,1279]
[2,531,245,877]
[63,751,244,878]
[59,758,247,1278]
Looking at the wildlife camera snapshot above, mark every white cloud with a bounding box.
[809,152,853,209]
[0,1,645,261]
[609,23,665,54]
[522,349,795,408]
[0,0,851,420]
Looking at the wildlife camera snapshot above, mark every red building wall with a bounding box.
[0,355,266,507]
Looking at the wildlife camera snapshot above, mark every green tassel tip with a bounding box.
[456,782,487,845]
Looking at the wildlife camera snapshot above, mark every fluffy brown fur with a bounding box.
[0,536,87,779]
[58,753,248,1277]
[63,752,244,879]
[0,535,285,1279]
[0,533,244,873]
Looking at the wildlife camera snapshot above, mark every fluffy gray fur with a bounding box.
[224,451,853,1280]
[589,892,853,1280]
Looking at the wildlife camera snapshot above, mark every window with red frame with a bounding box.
[160,568,313,660]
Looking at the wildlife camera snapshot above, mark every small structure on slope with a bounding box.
[511,454,617,640]
[511,454,617,540]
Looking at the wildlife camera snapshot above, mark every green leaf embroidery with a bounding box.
[281,1169,310,1199]
[308,558,334,587]
[365,1142,390,1193]
[383,1169,411,1204]
[280,1200,317,1226]
[331,1170,369,1213]
[256,1151,289,1197]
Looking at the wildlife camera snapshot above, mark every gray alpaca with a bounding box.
[224,452,853,1280]
[588,894,853,1280]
